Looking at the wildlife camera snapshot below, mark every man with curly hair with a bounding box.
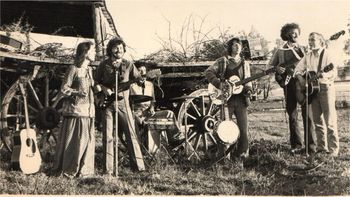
[270,23,317,156]
[95,37,145,173]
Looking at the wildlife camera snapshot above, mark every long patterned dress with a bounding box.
[53,64,95,177]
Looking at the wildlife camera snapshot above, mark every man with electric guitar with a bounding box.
[205,37,252,162]
[295,32,339,157]
[270,23,317,156]
[95,37,145,174]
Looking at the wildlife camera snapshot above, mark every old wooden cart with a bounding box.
[0,0,119,156]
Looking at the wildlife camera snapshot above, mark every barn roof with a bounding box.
[0,0,119,38]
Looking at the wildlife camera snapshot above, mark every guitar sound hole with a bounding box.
[26,139,36,153]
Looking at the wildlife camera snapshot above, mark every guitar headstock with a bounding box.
[330,30,346,41]
[323,63,334,73]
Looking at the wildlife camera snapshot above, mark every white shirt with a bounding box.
[130,80,155,116]
[295,48,337,84]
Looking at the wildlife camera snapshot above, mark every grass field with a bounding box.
[1,100,349,195]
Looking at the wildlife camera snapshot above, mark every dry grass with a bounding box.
[1,100,350,195]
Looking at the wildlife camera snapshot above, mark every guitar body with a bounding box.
[208,83,232,105]
[96,92,123,109]
[11,128,42,174]
[228,75,244,94]
[12,82,42,174]
[296,71,321,105]
[275,72,290,88]
[295,64,333,105]
[307,71,320,96]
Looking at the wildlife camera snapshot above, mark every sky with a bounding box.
[105,0,350,59]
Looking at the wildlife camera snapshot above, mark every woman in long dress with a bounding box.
[53,41,96,178]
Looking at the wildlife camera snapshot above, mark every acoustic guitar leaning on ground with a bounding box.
[11,83,42,174]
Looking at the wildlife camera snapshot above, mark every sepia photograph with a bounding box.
[0,0,349,195]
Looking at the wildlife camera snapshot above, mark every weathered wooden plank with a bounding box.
[93,4,104,58]
[0,51,100,66]
[161,72,204,78]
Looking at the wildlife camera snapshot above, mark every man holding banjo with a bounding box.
[205,37,253,162]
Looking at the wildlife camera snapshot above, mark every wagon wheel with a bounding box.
[1,68,64,161]
[177,89,222,161]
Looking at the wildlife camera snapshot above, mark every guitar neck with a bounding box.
[19,83,30,130]
[23,96,30,130]
[235,72,268,86]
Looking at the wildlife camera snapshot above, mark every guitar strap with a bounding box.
[219,57,227,81]
[219,56,245,80]
[280,48,285,66]
[317,49,325,73]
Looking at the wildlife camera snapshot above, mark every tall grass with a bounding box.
[1,101,350,195]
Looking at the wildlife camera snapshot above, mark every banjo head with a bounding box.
[216,120,240,145]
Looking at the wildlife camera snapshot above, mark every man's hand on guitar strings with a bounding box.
[243,86,253,97]
[276,65,286,74]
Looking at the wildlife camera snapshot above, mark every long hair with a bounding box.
[280,23,301,41]
[106,37,126,58]
[74,41,93,67]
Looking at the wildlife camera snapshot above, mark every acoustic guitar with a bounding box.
[208,67,276,105]
[295,63,334,105]
[11,83,42,174]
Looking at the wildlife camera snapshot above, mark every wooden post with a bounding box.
[92,3,104,60]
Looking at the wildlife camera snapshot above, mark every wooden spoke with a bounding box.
[210,105,221,117]
[45,75,49,107]
[206,100,214,116]
[194,134,202,151]
[186,112,197,121]
[12,93,38,113]
[187,131,198,142]
[200,96,206,115]
[27,81,44,109]
[28,81,44,109]
[203,133,208,151]
[208,133,217,145]
[189,101,201,117]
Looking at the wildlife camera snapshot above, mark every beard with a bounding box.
[112,52,124,59]
[289,35,298,43]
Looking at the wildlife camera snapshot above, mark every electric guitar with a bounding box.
[208,67,276,104]
[274,46,305,88]
[295,63,334,105]
[275,29,346,88]
[11,83,42,174]
[96,69,161,109]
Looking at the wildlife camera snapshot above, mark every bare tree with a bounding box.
[154,14,221,63]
